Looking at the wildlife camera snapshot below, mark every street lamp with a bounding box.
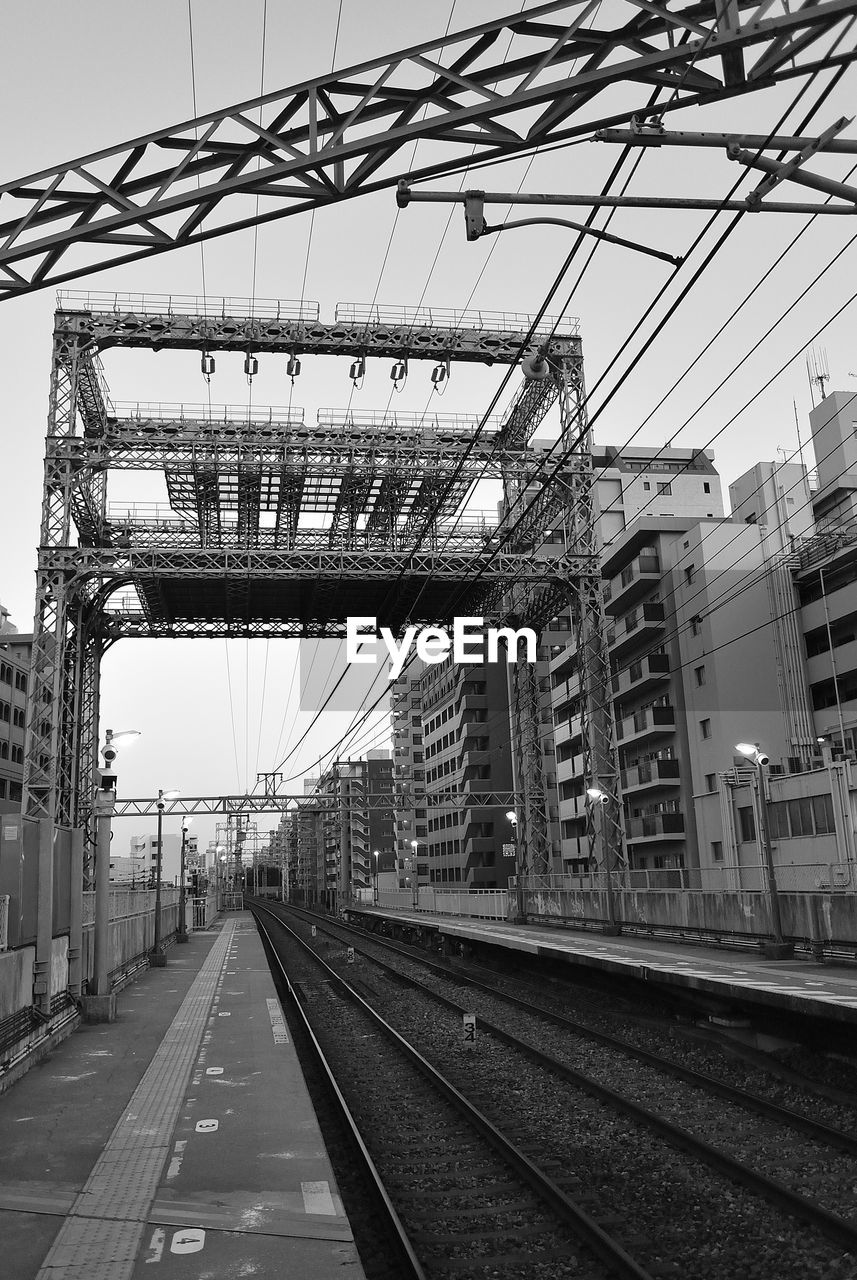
[410,839,420,910]
[373,849,380,904]
[177,817,192,944]
[505,810,526,924]
[151,787,180,967]
[735,742,793,959]
[86,728,140,1020]
[586,785,620,936]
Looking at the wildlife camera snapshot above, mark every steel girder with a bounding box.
[53,305,578,366]
[112,789,527,818]
[2,1,856,298]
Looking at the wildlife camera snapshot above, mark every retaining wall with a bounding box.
[520,887,857,944]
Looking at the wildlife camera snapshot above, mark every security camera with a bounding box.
[98,765,118,791]
[756,751,770,766]
[102,744,118,765]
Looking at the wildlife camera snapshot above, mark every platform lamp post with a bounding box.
[410,839,420,910]
[85,728,140,1022]
[177,817,192,944]
[373,849,380,904]
[586,786,621,936]
[505,810,526,924]
[735,743,794,959]
[150,788,180,967]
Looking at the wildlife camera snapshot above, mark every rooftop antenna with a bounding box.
[805,346,830,406]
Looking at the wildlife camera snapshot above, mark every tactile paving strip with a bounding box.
[36,921,235,1279]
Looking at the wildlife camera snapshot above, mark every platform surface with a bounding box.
[0,912,364,1280]
[354,907,857,1024]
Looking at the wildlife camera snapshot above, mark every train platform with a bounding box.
[350,906,857,1026]
[0,912,364,1280]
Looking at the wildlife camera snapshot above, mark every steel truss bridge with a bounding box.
[16,0,856,905]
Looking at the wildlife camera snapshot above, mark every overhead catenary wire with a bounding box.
[259,20,844,783]
[434,41,852,618]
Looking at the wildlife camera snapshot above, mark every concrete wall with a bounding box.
[518,885,857,945]
[0,935,67,1023]
[80,887,180,988]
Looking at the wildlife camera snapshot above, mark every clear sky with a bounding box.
[1,2,856,854]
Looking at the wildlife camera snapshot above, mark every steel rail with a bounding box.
[249,900,656,1280]
[279,904,857,1255]
[250,908,426,1280]
[333,910,857,1155]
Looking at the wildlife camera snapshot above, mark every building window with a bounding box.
[699,718,711,739]
[685,566,695,585]
[738,806,756,842]
[787,797,814,838]
[690,615,702,636]
[643,481,650,491]
[705,773,716,791]
[694,665,706,687]
[811,792,835,834]
[703,482,711,494]
[657,482,672,495]
[711,840,723,862]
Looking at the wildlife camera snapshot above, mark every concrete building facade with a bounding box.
[0,604,32,815]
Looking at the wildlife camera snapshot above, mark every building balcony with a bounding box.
[604,553,661,616]
[611,652,671,699]
[626,812,685,842]
[616,704,675,745]
[607,602,666,659]
[621,757,681,794]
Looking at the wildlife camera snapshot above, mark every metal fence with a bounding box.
[377,887,509,920]
[513,863,856,894]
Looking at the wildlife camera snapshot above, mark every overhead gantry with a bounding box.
[26,294,616,886]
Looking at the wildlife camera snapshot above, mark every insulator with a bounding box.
[390,360,408,382]
[430,362,448,386]
[349,357,365,381]
[201,352,215,377]
[244,354,258,378]
[286,355,301,378]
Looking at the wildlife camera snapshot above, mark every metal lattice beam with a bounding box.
[2,0,855,298]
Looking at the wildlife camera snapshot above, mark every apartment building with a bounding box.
[390,661,427,890]
[0,603,31,815]
[548,446,724,875]
[420,651,516,889]
[311,752,395,902]
[686,391,857,885]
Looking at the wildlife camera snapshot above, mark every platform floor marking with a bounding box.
[266,997,290,1044]
[301,1181,336,1216]
[34,921,235,1280]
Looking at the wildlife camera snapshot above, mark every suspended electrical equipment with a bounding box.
[286,354,302,378]
[390,359,408,386]
[430,360,449,387]
[349,356,365,383]
[201,352,215,378]
[244,353,258,378]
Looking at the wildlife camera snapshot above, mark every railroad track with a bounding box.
[252,900,857,1280]
[320,905,857,1143]
[251,902,655,1280]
